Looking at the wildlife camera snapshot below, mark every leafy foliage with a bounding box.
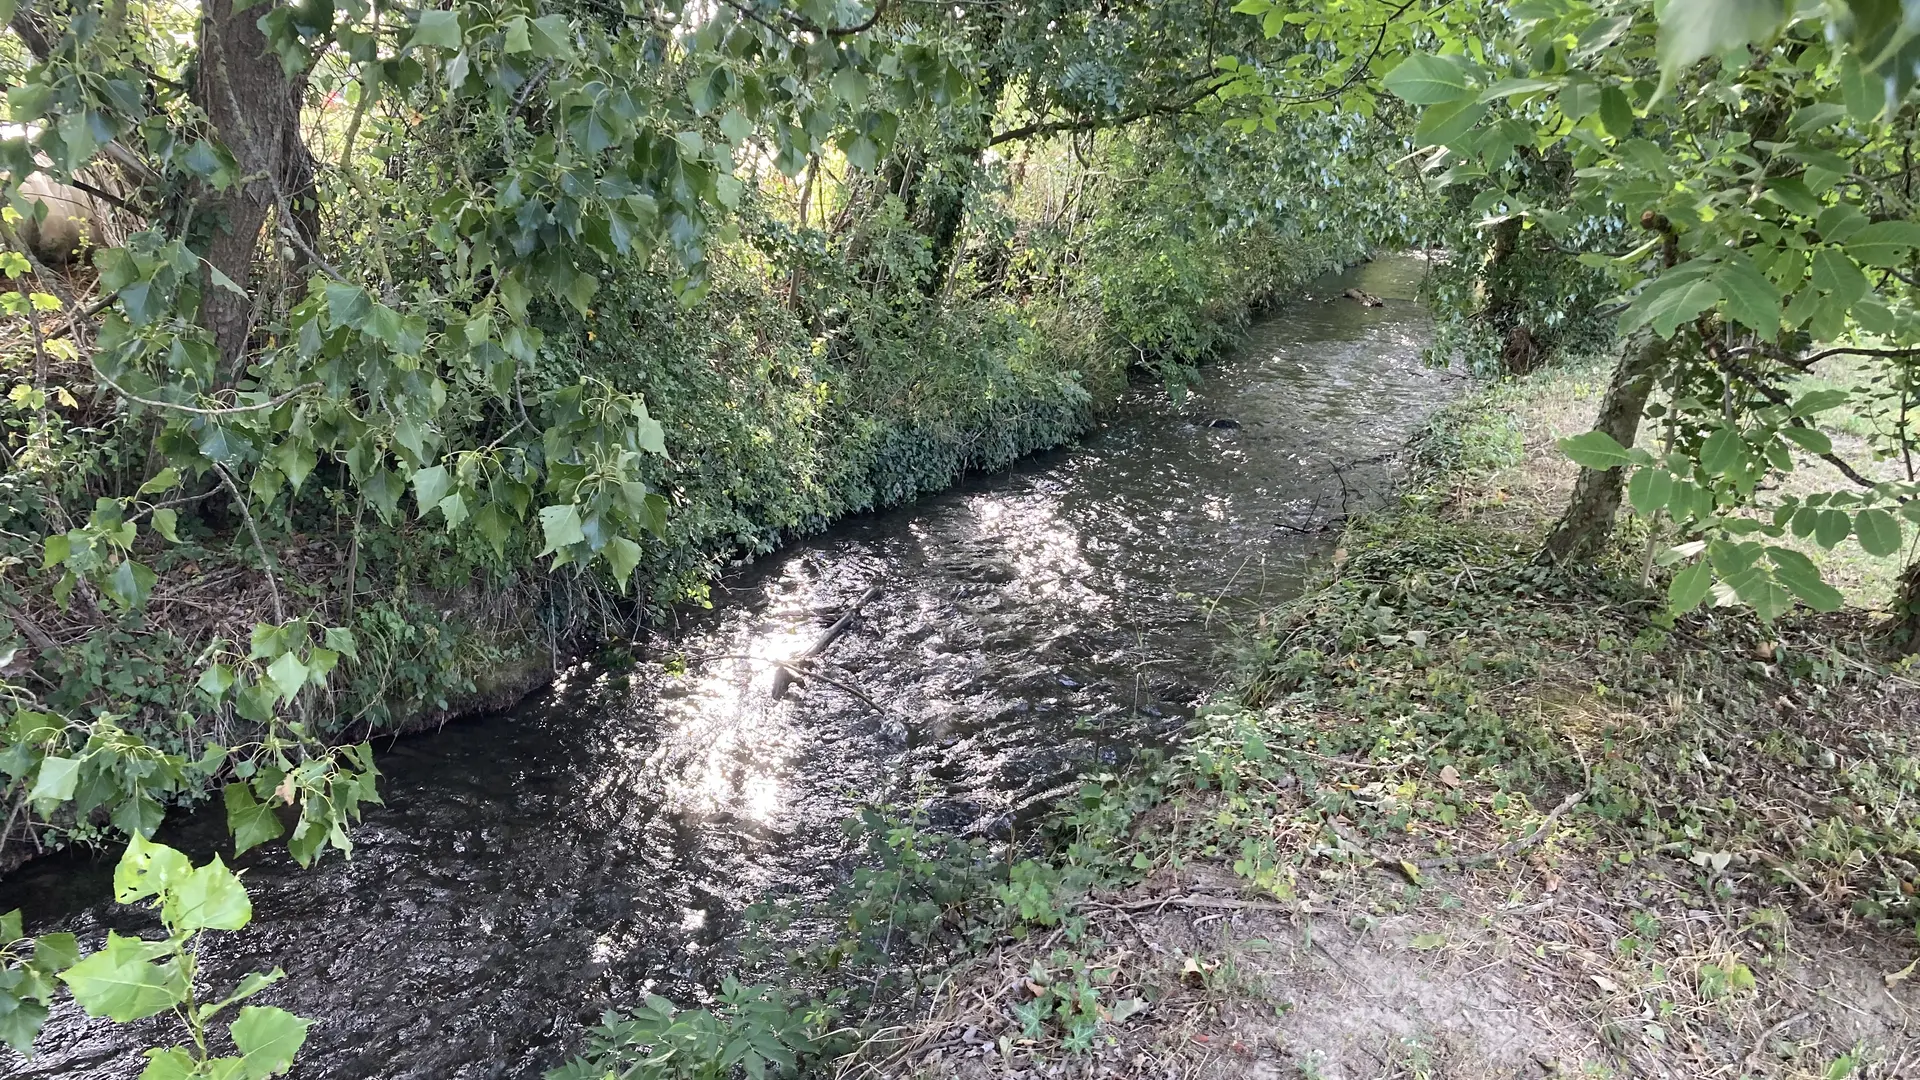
[2,835,310,1071]
[551,981,829,1080]
[1358,0,1920,619]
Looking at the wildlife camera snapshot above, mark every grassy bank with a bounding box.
[816,361,1920,1080]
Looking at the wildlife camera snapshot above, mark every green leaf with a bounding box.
[412,464,451,517]
[1810,247,1868,305]
[265,651,310,702]
[42,531,70,569]
[104,558,158,610]
[1628,469,1673,515]
[198,969,285,1022]
[719,110,754,145]
[831,67,870,107]
[565,269,598,315]
[114,835,194,903]
[1847,221,1920,268]
[1655,0,1786,89]
[1731,569,1794,622]
[537,503,586,556]
[635,415,666,456]
[1632,274,1724,339]
[60,932,188,1022]
[1839,56,1887,122]
[198,663,236,700]
[841,133,879,171]
[33,931,79,971]
[1598,86,1633,138]
[604,534,641,590]
[1791,388,1849,416]
[0,998,48,1057]
[528,14,574,59]
[503,15,531,53]
[230,1005,312,1079]
[1788,103,1848,134]
[324,626,359,661]
[1412,97,1488,147]
[163,857,251,932]
[1698,427,1744,477]
[1815,508,1852,549]
[363,303,405,347]
[1559,430,1635,469]
[1778,426,1832,456]
[1382,54,1473,105]
[1477,77,1557,103]
[271,441,317,492]
[640,493,669,538]
[137,1048,195,1080]
[151,508,180,543]
[1854,507,1903,557]
[324,281,371,328]
[225,783,285,856]
[1767,548,1843,612]
[29,754,81,806]
[1558,79,1599,120]
[438,492,469,529]
[473,502,513,557]
[364,467,403,523]
[137,467,181,495]
[1713,257,1780,333]
[409,9,462,52]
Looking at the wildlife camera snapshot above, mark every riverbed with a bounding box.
[2,254,1453,1079]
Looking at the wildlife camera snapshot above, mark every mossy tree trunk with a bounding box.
[1539,333,1670,563]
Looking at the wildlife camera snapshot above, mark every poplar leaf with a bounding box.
[1382,54,1473,105]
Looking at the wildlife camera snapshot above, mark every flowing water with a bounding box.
[2,254,1455,1079]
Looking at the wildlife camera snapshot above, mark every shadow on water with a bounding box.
[1,254,1457,1079]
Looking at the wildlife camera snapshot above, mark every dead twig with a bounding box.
[770,584,882,700]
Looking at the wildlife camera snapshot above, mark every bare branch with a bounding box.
[212,462,285,624]
[92,367,324,417]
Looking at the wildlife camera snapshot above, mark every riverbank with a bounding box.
[852,359,1920,1079]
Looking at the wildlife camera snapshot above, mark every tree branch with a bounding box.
[1707,337,1881,489]
[213,462,285,624]
[988,74,1234,147]
[1780,344,1920,370]
[92,367,323,417]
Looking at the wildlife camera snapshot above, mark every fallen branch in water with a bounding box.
[678,651,891,718]
[770,584,882,700]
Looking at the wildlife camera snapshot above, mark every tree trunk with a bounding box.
[194,0,318,379]
[1483,216,1538,375]
[1539,333,1669,563]
[1886,560,1920,652]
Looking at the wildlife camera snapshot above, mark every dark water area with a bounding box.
[2,254,1455,1079]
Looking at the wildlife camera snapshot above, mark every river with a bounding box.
[1,254,1452,1079]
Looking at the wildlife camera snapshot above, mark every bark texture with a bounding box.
[1539,334,1669,563]
[195,0,320,378]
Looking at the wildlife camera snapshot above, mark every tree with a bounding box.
[1361,1,1920,626]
